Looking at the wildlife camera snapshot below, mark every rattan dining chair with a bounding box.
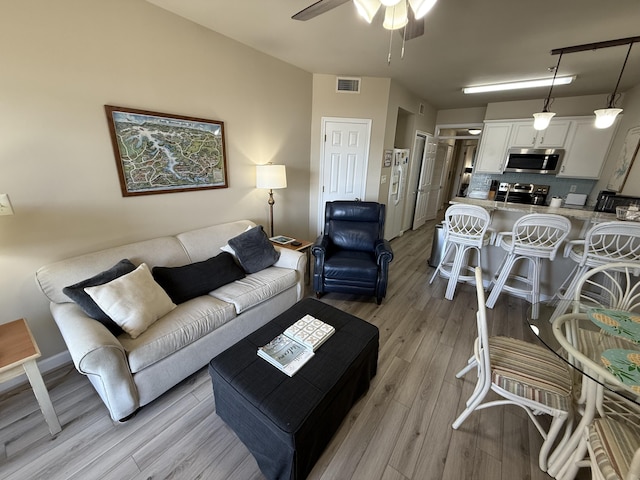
[452,267,574,472]
[548,261,640,479]
[585,419,640,480]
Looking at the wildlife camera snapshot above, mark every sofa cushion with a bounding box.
[228,225,280,274]
[211,266,297,314]
[120,295,236,373]
[152,252,245,304]
[62,259,136,336]
[84,263,177,339]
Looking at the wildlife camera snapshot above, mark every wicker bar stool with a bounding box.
[429,204,492,300]
[486,213,571,319]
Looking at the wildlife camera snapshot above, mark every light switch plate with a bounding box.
[0,194,14,216]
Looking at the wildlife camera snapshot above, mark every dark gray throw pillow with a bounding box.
[63,259,136,336]
[152,252,245,304]
[228,225,280,273]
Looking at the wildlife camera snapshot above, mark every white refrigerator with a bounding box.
[385,148,409,240]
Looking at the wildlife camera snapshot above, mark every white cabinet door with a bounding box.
[509,120,570,148]
[557,118,618,178]
[475,122,511,173]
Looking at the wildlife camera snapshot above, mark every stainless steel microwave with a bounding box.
[504,148,564,175]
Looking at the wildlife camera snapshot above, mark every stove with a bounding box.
[494,182,549,205]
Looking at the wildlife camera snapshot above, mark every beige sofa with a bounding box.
[35,220,305,421]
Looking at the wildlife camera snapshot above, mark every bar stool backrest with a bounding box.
[444,204,491,248]
[506,213,572,260]
[578,221,640,267]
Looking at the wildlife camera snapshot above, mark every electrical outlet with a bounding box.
[0,194,14,216]
[381,175,387,184]
[569,185,577,193]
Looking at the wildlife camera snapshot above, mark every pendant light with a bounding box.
[533,53,563,131]
[594,43,633,129]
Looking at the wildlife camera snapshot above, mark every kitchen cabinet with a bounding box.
[474,122,511,173]
[557,117,619,178]
[509,120,571,148]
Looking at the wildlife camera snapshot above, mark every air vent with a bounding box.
[336,77,361,93]
[418,103,425,115]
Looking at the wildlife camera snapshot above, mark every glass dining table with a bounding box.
[525,301,640,479]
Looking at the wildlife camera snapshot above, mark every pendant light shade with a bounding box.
[354,0,381,22]
[533,112,556,131]
[408,0,437,18]
[594,108,623,129]
[380,0,402,6]
[383,1,408,30]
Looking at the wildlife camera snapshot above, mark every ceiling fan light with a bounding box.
[408,0,437,19]
[532,111,556,131]
[383,2,408,30]
[354,0,381,23]
[380,0,402,6]
[594,108,623,129]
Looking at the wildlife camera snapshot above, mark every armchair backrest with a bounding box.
[324,201,385,252]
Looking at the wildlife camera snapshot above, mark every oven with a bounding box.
[494,182,550,205]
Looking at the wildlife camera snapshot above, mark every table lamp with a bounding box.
[256,163,287,237]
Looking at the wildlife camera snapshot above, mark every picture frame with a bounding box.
[607,125,640,192]
[270,235,295,245]
[105,105,228,196]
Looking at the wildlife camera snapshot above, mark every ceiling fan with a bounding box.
[292,0,432,41]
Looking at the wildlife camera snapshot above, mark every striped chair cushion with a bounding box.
[489,336,572,411]
[589,418,640,480]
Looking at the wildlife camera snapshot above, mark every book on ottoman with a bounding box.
[257,334,314,376]
[283,314,335,351]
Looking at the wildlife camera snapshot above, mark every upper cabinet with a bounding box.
[509,120,571,148]
[557,117,619,178]
[474,122,512,173]
[475,116,618,178]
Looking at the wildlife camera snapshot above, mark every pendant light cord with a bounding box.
[543,52,563,112]
[607,42,633,108]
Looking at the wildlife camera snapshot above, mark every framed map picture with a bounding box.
[607,125,640,192]
[105,105,228,196]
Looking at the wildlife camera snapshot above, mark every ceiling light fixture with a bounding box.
[462,76,574,94]
[532,53,564,131]
[468,129,481,135]
[594,42,633,129]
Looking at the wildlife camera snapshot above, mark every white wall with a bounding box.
[0,0,312,360]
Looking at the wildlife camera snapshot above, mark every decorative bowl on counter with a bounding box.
[616,206,640,222]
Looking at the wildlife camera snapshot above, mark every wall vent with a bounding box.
[418,103,425,115]
[336,77,361,93]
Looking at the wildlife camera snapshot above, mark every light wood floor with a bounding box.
[1,216,577,480]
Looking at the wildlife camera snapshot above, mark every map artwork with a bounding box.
[105,106,228,196]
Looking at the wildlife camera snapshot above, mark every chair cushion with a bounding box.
[589,418,640,480]
[328,221,380,252]
[323,251,378,282]
[489,336,572,411]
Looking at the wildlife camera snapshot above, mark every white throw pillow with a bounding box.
[84,263,176,339]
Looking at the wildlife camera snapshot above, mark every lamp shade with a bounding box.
[354,0,381,22]
[256,164,287,189]
[383,1,408,30]
[408,0,437,18]
[532,111,556,131]
[594,108,623,129]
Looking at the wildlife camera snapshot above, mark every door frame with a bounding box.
[317,117,372,233]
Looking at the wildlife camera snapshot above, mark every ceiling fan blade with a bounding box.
[292,0,352,21]
[402,8,424,40]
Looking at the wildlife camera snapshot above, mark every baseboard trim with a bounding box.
[0,350,73,394]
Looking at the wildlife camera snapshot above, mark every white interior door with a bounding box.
[415,134,437,224]
[318,118,371,232]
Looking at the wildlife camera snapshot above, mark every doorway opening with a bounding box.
[435,124,483,213]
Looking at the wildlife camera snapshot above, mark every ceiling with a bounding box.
[146,0,640,110]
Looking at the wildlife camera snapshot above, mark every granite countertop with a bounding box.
[450,196,618,222]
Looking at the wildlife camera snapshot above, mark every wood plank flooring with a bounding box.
[1,217,575,479]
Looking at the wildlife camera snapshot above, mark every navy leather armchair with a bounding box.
[312,201,394,304]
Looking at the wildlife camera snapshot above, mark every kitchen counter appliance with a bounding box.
[504,148,564,175]
[495,182,549,205]
[594,190,640,213]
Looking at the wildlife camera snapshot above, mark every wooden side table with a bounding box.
[271,237,313,285]
[0,318,62,435]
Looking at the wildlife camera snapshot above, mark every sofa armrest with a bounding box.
[50,302,139,420]
[374,239,394,266]
[272,247,306,300]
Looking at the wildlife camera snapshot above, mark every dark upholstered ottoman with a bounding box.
[208,298,379,480]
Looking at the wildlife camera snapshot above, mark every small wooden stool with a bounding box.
[0,318,61,435]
